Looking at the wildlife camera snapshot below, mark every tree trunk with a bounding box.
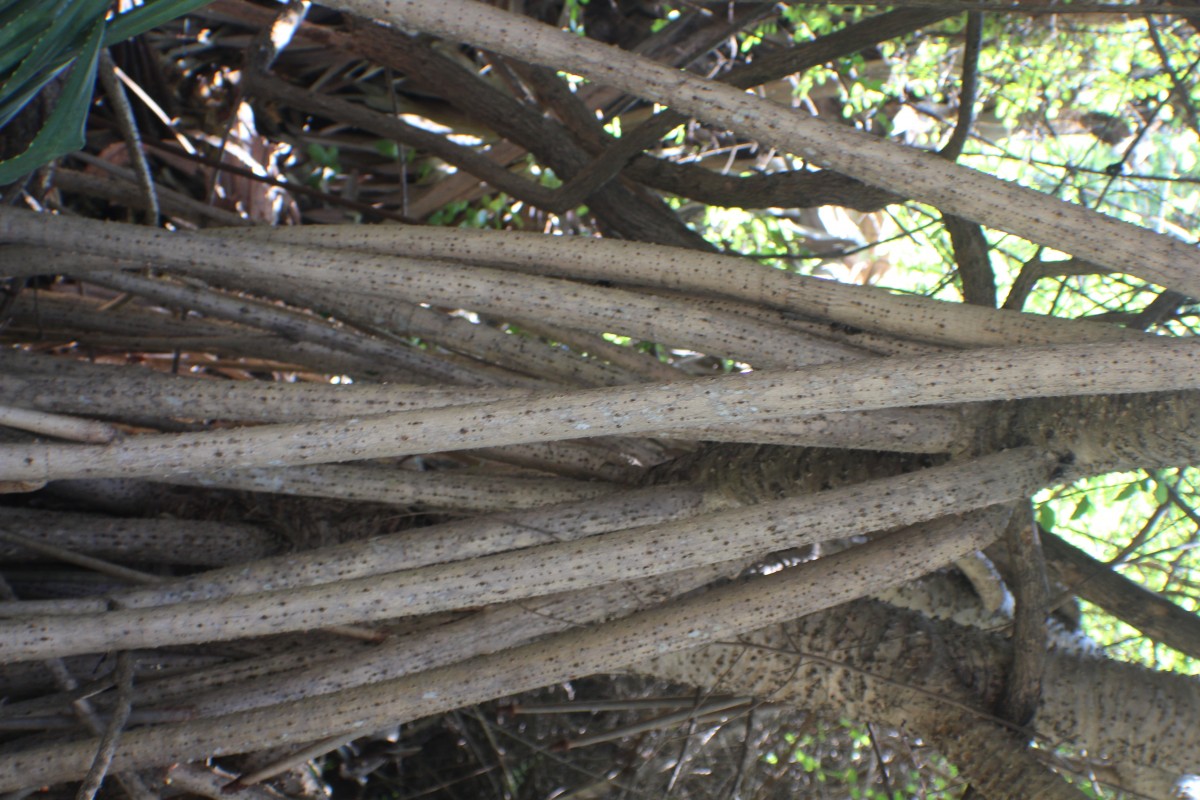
[1,2,1197,798]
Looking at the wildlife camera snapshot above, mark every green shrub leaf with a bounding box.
[0,11,104,186]
[0,0,216,185]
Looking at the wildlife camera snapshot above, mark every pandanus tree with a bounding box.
[0,0,1198,798]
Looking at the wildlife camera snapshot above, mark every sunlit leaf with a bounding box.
[1037,504,1056,531]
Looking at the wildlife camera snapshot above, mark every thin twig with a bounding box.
[142,140,419,223]
[75,650,136,800]
[508,696,751,715]
[97,51,158,226]
[165,763,292,800]
[224,733,349,790]
[664,699,700,796]
[866,722,894,797]
[0,577,155,800]
[727,706,758,800]
[1146,19,1200,140]
[0,529,163,585]
[552,697,752,753]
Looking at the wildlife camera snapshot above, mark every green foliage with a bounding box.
[0,0,214,186]
[426,198,471,227]
[563,0,589,36]
[473,192,513,229]
[772,718,961,798]
[426,192,519,230]
[885,13,1200,262]
[978,17,1167,132]
[779,3,871,40]
[305,142,341,170]
[1035,469,1200,675]
[300,142,343,191]
[373,139,401,159]
[0,2,104,186]
[0,0,109,128]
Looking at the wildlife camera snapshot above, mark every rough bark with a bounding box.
[639,599,1199,800]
